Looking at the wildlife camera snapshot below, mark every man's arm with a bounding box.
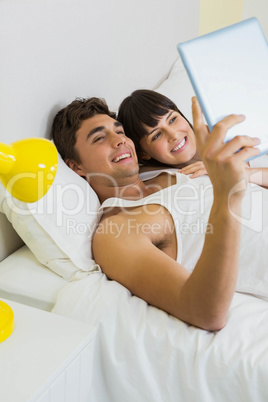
[92,205,241,331]
[93,98,260,331]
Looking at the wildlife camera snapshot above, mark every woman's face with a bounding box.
[139,110,197,167]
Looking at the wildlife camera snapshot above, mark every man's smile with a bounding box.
[112,152,132,163]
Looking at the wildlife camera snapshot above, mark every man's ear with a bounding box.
[65,159,86,178]
[140,151,151,161]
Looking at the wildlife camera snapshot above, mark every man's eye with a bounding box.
[93,136,105,143]
[152,132,161,141]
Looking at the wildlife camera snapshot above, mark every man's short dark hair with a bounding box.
[51,97,116,163]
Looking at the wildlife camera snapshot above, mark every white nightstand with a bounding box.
[0,299,94,402]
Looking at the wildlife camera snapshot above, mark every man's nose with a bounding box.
[111,132,126,147]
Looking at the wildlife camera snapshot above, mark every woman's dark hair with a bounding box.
[117,89,192,166]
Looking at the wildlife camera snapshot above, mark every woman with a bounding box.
[117,89,268,186]
[117,89,207,177]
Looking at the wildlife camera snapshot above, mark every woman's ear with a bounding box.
[140,152,151,161]
[65,159,86,178]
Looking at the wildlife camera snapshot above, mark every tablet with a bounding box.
[177,18,268,159]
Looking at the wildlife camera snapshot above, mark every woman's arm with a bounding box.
[246,167,268,189]
[179,160,207,178]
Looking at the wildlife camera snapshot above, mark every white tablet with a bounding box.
[177,18,268,159]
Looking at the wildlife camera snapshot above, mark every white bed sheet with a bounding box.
[0,246,67,311]
[53,273,268,402]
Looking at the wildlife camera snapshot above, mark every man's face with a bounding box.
[73,114,139,187]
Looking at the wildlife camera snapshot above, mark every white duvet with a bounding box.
[53,272,268,402]
[53,170,268,401]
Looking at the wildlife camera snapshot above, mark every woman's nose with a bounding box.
[167,128,177,142]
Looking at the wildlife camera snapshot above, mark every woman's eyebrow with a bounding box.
[148,111,174,136]
[148,127,159,136]
[166,111,174,121]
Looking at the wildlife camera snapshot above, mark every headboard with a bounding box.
[0,0,199,261]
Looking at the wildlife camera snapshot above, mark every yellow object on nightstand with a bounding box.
[0,301,14,342]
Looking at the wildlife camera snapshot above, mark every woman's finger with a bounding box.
[180,162,205,175]
[190,169,208,179]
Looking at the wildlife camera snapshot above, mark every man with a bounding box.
[51,96,260,331]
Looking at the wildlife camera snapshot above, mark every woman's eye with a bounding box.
[152,132,161,141]
[117,131,125,135]
[170,116,176,124]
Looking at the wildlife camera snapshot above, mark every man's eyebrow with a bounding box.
[86,121,124,140]
[86,126,105,140]
[114,121,123,129]
[148,111,174,136]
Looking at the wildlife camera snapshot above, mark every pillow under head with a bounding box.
[0,154,101,280]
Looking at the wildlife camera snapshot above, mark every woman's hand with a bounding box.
[245,166,268,189]
[179,161,207,178]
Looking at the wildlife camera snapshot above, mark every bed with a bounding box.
[1,0,268,401]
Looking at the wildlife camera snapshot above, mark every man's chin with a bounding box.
[117,165,139,178]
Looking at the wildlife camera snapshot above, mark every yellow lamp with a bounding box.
[0,138,58,203]
[0,301,14,342]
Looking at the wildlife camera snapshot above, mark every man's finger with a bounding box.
[192,97,207,149]
[225,143,261,165]
[211,114,246,145]
[192,97,203,127]
[215,135,260,160]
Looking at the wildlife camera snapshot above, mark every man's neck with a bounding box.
[91,171,176,204]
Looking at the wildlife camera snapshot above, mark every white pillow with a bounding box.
[0,153,101,281]
[154,57,195,123]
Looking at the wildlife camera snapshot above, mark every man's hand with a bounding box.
[192,97,260,202]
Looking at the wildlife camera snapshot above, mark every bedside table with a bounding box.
[0,299,94,402]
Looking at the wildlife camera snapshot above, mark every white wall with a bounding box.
[0,0,199,143]
[242,0,268,39]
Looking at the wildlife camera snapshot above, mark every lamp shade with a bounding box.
[0,301,14,342]
[0,138,58,203]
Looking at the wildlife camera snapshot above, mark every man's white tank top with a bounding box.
[98,171,268,300]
